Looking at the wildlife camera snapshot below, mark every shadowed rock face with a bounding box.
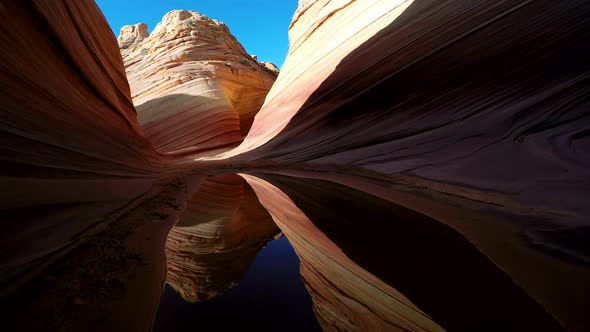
[221,0,590,219]
[120,10,277,155]
[0,0,159,285]
[165,175,279,302]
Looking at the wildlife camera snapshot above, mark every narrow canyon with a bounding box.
[1,0,589,331]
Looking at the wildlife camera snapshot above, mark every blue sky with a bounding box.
[95,0,298,68]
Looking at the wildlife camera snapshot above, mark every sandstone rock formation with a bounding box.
[250,55,280,75]
[0,0,159,286]
[118,23,149,49]
[165,175,279,301]
[224,2,590,330]
[260,62,279,75]
[2,0,590,331]
[220,0,590,220]
[120,10,277,155]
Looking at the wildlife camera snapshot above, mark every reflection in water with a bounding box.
[165,175,280,301]
[7,172,587,331]
[157,174,320,331]
[157,236,321,332]
[241,174,443,332]
[1,200,135,287]
[242,173,568,332]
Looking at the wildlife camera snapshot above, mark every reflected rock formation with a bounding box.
[0,0,160,286]
[221,0,590,221]
[165,175,279,301]
[120,10,277,155]
[242,173,568,332]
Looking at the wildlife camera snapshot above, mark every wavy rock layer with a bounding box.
[120,10,277,155]
[224,0,590,217]
[0,0,159,284]
[165,175,278,302]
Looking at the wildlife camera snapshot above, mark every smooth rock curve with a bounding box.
[120,10,277,155]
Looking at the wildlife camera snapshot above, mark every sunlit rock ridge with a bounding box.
[119,10,278,155]
[220,0,590,220]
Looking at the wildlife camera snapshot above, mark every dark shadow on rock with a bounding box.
[524,226,590,266]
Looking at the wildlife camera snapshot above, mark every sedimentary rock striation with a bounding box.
[118,23,149,49]
[165,175,279,301]
[0,0,160,285]
[221,0,590,219]
[120,10,277,155]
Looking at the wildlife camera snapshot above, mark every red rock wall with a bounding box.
[0,0,159,284]
[224,0,590,216]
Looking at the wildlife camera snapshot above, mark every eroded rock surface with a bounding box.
[120,10,277,155]
[221,0,590,220]
[0,0,159,285]
[118,23,149,49]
